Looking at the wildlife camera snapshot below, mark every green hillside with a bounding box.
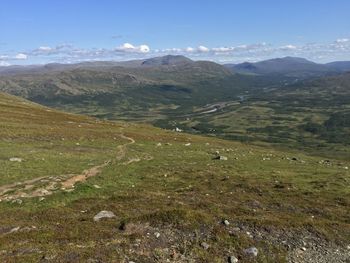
[0,92,349,262]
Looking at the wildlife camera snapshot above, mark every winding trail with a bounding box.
[0,133,142,201]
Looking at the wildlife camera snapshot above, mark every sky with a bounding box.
[0,0,350,65]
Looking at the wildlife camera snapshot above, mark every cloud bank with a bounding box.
[1,38,350,65]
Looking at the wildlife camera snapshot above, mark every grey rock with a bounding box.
[93,210,116,222]
[223,219,230,226]
[228,255,238,263]
[201,242,210,250]
[243,247,258,257]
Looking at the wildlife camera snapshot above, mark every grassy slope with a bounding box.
[0,92,349,262]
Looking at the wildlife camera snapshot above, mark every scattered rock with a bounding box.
[213,155,228,161]
[319,159,331,165]
[154,232,160,238]
[246,231,253,238]
[223,219,230,226]
[11,199,22,205]
[185,143,191,146]
[201,242,210,250]
[174,127,183,132]
[93,210,116,222]
[156,142,162,147]
[228,255,238,263]
[93,185,101,189]
[232,227,240,232]
[243,247,258,257]
[9,157,23,162]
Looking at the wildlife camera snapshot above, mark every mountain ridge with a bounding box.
[2,55,350,76]
[224,56,350,76]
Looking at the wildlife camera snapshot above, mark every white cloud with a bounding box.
[139,44,150,53]
[0,61,10,66]
[212,47,233,53]
[2,37,350,64]
[197,45,209,52]
[15,53,28,60]
[0,55,9,60]
[163,48,182,53]
[335,38,349,43]
[38,46,53,51]
[115,43,150,53]
[279,44,297,50]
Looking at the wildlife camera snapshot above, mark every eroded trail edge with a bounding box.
[0,133,141,201]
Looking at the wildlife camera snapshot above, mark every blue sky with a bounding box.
[1,0,350,65]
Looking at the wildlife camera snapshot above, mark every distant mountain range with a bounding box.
[224,56,350,77]
[2,55,350,77]
[0,55,207,75]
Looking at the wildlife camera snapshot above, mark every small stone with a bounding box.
[201,242,210,250]
[93,210,116,222]
[301,247,307,251]
[246,231,253,238]
[154,232,160,238]
[228,255,238,263]
[9,157,23,162]
[213,155,228,161]
[185,143,191,146]
[93,185,101,189]
[223,219,230,226]
[243,247,258,257]
[39,197,45,202]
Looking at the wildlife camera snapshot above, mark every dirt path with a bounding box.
[0,133,142,201]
